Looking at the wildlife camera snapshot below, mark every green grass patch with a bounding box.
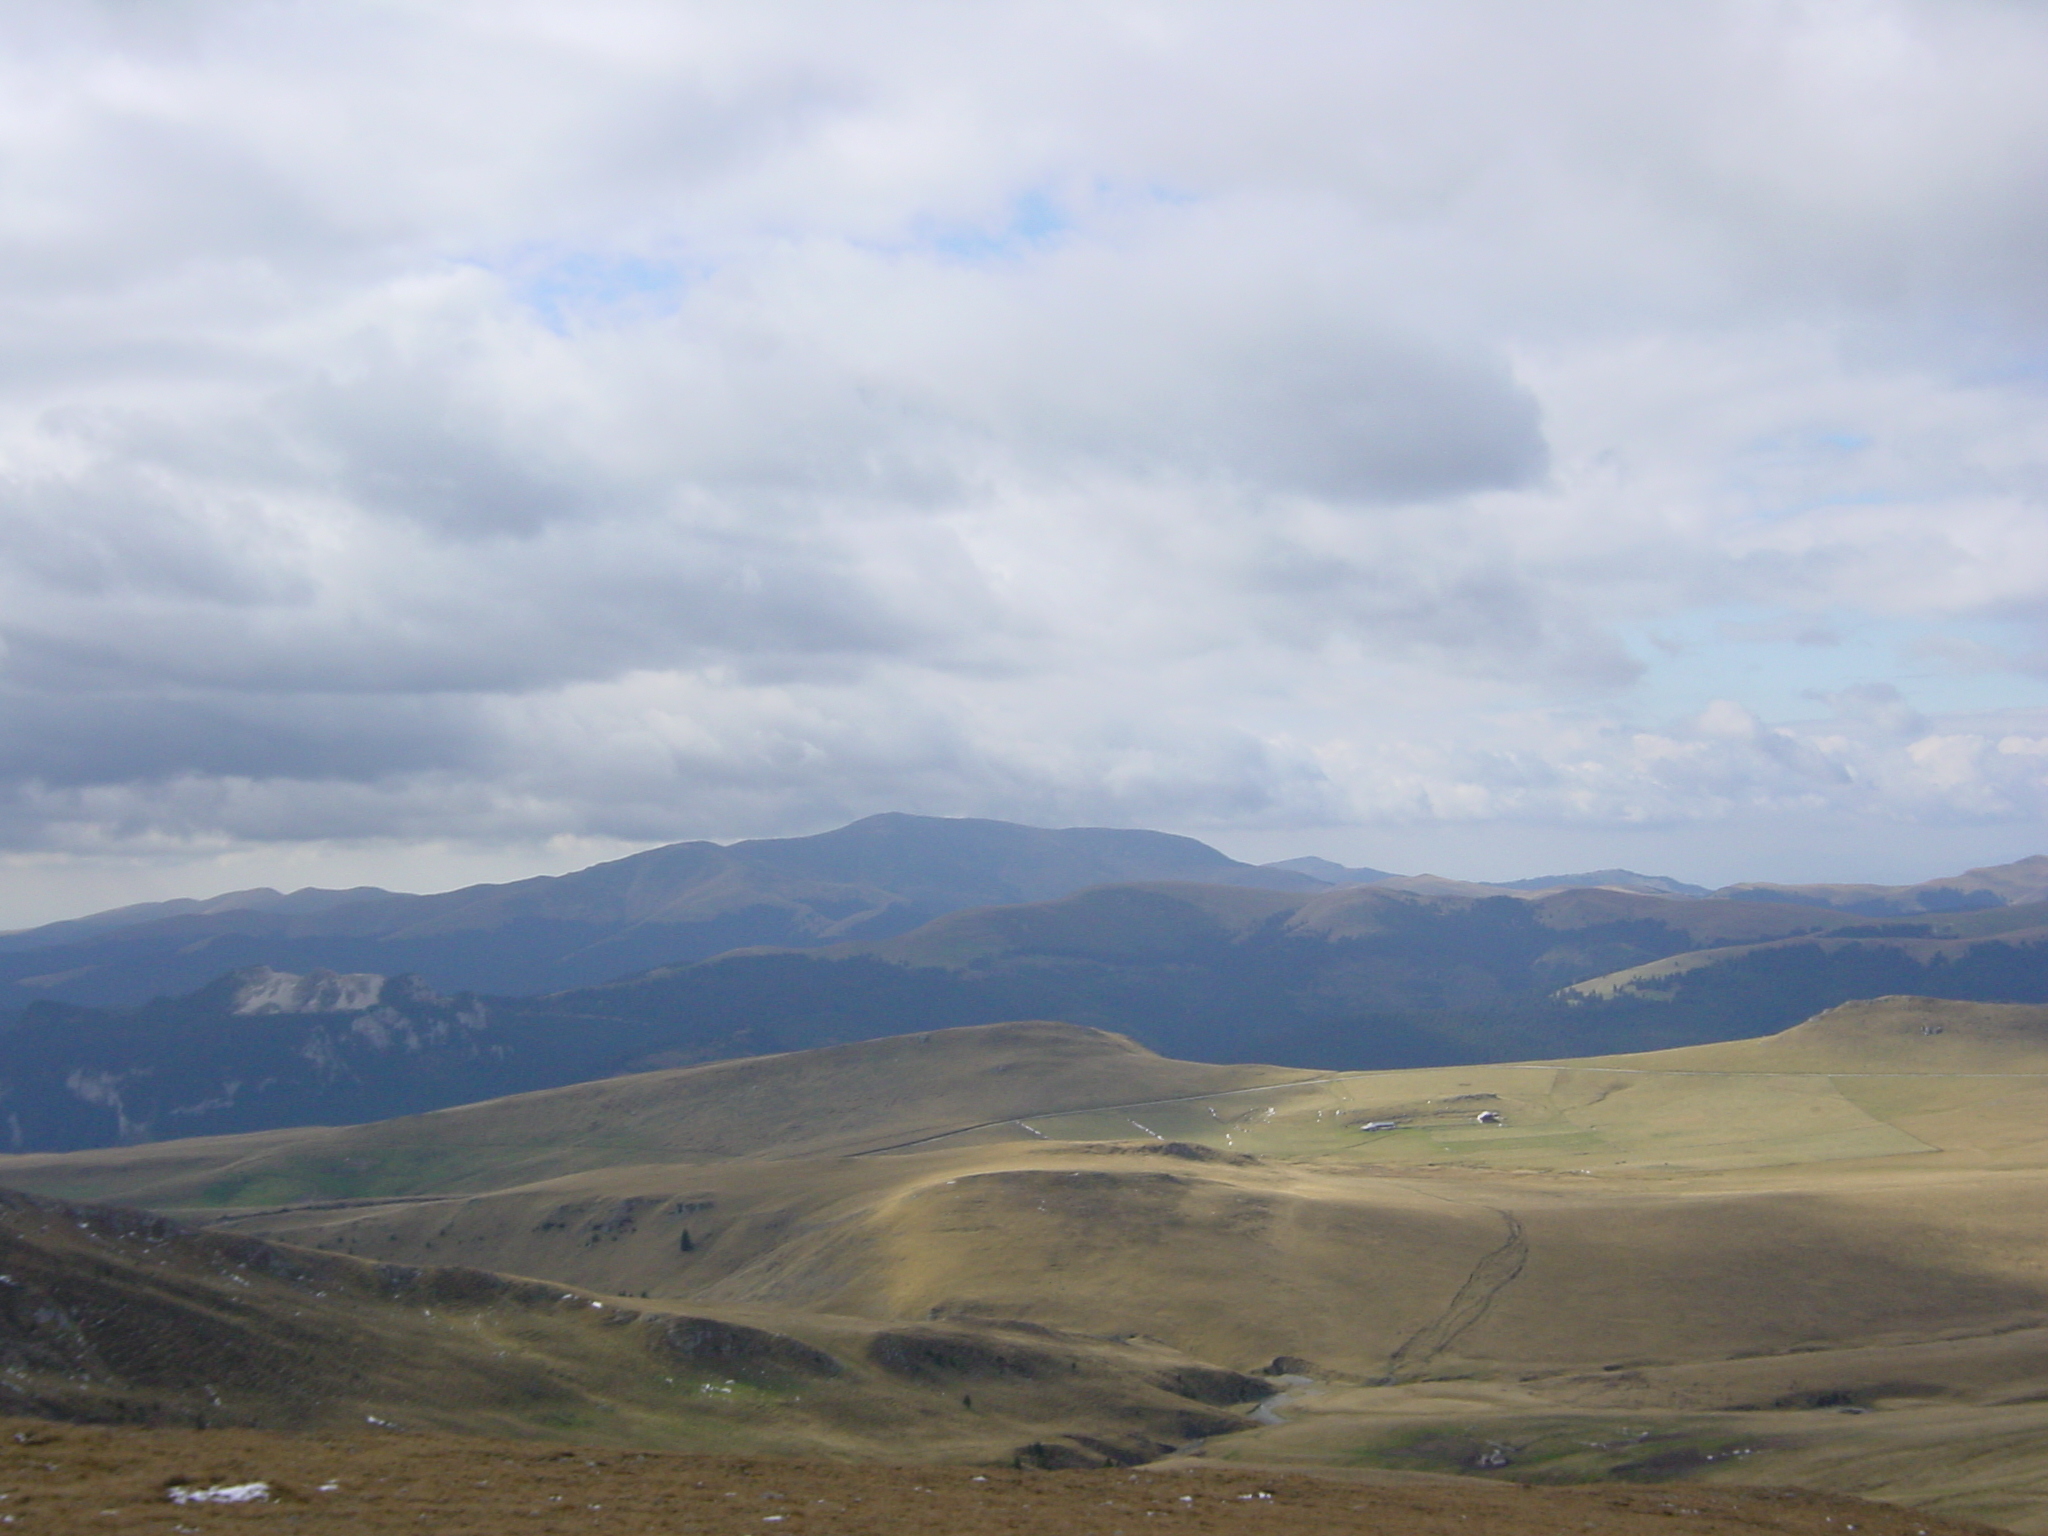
[1348,1416,1775,1484]
[196,1148,503,1205]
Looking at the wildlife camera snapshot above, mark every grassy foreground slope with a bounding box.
[0,1184,1279,1467]
[11,1003,2048,1526]
[0,1419,1995,1536]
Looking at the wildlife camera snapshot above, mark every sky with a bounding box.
[3,0,2048,926]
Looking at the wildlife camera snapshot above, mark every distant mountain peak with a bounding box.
[0,814,1315,1008]
[1495,869,1710,897]
[1262,856,1397,886]
[1709,853,2048,915]
[0,884,398,944]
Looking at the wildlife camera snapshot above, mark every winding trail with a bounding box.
[1379,1207,1528,1384]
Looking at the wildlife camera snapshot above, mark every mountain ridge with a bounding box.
[0,814,1319,1008]
[0,880,1961,1153]
[9,814,2041,1012]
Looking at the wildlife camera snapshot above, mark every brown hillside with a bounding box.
[13,1003,2048,1527]
[0,1185,1289,1466]
[0,1020,1316,1208]
[0,1417,2002,1536]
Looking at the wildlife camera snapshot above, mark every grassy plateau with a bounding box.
[6,998,2048,1529]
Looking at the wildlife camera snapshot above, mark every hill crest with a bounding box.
[1578,995,2048,1076]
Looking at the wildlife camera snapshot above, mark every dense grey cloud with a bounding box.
[1,0,2047,920]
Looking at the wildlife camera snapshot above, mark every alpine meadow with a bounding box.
[4,4,2048,1534]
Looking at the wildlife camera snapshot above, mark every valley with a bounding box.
[7,999,2048,1527]
[17,866,2048,1153]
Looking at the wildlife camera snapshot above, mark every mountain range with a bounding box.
[7,858,2048,1152]
[8,813,2047,1013]
[7,805,2048,1526]
[0,815,1323,1008]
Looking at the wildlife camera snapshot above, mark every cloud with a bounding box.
[0,0,2046,913]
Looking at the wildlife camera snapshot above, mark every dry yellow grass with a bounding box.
[1,1416,1999,1536]
[10,1001,2048,1528]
